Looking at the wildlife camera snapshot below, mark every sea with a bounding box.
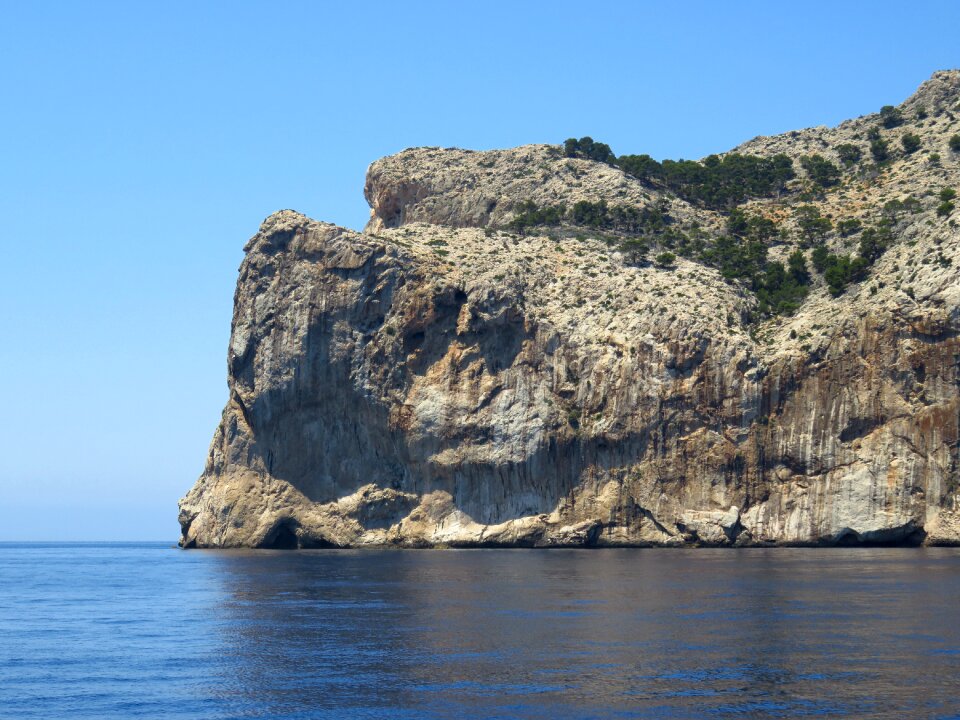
[1,543,959,719]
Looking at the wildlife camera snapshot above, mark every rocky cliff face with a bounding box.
[179,71,960,548]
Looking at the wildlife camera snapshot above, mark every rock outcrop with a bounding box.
[179,71,960,548]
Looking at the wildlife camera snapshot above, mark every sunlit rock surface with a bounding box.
[180,72,960,548]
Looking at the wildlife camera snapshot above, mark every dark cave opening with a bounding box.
[260,521,299,549]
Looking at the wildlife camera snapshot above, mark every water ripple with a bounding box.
[1,544,959,718]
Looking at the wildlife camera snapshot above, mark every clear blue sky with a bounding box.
[1,1,957,540]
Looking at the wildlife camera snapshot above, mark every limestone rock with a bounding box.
[179,71,960,548]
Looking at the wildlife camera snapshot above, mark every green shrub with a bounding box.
[949,135,960,152]
[810,224,887,295]
[870,137,890,162]
[901,133,922,154]
[654,251,677,268]
[858,226,892,262]
[699,235,767,282]
[616,154,661,178]
[794,205,832,244]
[882,196,921,222]
[570,199,609,227]
[879,105,904,128]
[787,249,811,285]
[564,137,615,164]
[800,154,842,187]
[811,245,830,272]
[938,201,955,217]
[837,218,862,236]
[726,208,778,243]
[608,201,672,233]
[823,254,869,296]
[836,143,863,167]
[616,152,794,209]
[509,200,566,233]
[697,229,813,318]
[619,238,649,263]
[510,195,677,238]
[755,257,809,315]
[940,187,957,202]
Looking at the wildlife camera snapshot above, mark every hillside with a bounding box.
[179,70,960,548]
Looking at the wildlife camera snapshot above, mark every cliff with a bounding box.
[179,71,960,547]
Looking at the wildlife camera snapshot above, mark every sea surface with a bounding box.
[1,544,959,719]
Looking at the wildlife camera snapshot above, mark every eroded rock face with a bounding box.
[180,72,960,548]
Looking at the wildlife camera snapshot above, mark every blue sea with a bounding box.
[1,544,959,719]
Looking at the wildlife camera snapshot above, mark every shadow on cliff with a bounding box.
[232,258,957,548]
[238,278,674,539]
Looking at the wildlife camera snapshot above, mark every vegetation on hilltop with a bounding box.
[800,154,841,187]
[617,152,795,209]
[879,105,904,128]
[565,136,795,210]
[836,144,863,167]
[563,137,615,164]
[509,97,954,322]
[508,198,673,237]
